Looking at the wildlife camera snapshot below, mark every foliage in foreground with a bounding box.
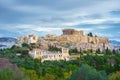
[109,71,120,80]
[0,68,29,80]
[69,64,108,80]
[0,46,120,80]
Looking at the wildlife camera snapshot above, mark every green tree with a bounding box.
[112,49,116,55]
[69,64,108,80]
[22,43,29,48]
[0,68,28,80]
[109,71,120,80]
[87,32,93,37]
[106,48,112,55]
[96,48,101,54]
[69,48,78,54]
[45,73,55,80]
[20,68,38,80]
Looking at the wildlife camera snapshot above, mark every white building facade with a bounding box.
[29,48,69,62]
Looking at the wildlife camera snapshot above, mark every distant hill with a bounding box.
[0,37,16,42]
[0,37,16,49]
[110,40,120,49]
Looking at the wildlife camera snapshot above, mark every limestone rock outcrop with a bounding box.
[55,29,109,44]
[16,34,39,46]
[16,29,112,51]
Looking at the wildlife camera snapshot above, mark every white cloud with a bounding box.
[96,26,111,29]
[94,32,113,38]
[74,28,94,32]
[61,18,120,27]
[62,19,106,26]
[33,27,63,32]
[1,0,120,16]
[11,5,54,14]
[0,0,120,41]
[110,38,120,41]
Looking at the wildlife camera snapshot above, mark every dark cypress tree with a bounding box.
[87,32,93,37]
[112,49,116,55]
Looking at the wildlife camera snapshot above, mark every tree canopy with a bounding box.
[69,64,108,80]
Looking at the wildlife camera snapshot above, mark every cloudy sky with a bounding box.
[0,0,120,41]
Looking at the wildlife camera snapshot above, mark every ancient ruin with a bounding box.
[16,34,39,46]
[15,29,114,61]
[44,29,109,44]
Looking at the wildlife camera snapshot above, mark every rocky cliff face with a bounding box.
[43,29,112,51]
[58,29,109,44]
[16,29,113,51]
[16,34,39,46]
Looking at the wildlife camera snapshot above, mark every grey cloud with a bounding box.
[0,0,120,41]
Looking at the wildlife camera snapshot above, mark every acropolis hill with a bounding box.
[45,29,109,44]
[16,29,113,52]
